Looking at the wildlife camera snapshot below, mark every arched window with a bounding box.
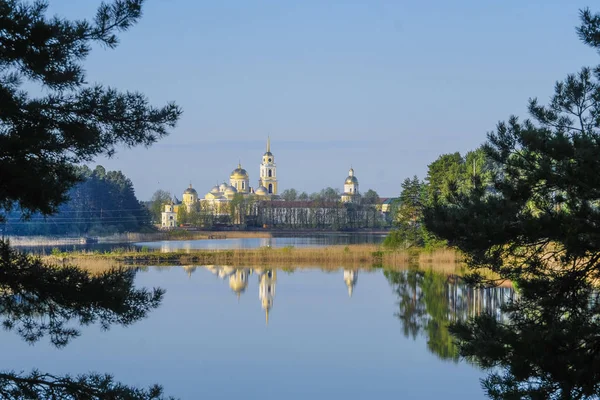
[242,182,245,190]
[268,184,273,194]
[268,169,272,177]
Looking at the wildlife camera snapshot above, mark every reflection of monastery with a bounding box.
[161,138,389,228]
[186,266,358,325]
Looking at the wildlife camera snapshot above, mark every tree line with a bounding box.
[4,165,151,236]
[384,147,497,249]
[384,8,600,399]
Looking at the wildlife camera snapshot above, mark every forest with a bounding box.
[4,166,151,236]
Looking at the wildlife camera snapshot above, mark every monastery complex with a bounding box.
[162,138,389,229]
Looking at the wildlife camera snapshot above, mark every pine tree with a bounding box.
[423,8,600,399]
[0,0,181,219]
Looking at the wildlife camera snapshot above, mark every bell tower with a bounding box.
[259,136,278,194]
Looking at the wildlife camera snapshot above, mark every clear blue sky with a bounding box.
[47,0,599,199]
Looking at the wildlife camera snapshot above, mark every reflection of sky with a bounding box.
[1,268,485,400]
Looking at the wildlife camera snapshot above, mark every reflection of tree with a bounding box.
[385,268,425,340]
[451,277,600,399]
[0,370,174,399]
[0,242,163,348]
[385,267,514,363]
[0,242,172,399]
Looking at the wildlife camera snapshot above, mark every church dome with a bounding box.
[210,185,220,194]
[345,176,358,184]
[263,151,273,157]
[255,186,269,196]
[224,185,238,196]
[230,164,249,179]
[219,183,228,192]
[184,184,197,195]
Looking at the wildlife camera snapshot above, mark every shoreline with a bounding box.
[38,245,511,287]
[7,229,391,248]
[41,244,460,269]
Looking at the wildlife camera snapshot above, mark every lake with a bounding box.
[20,232,387,254]
[1,263,513,399]
[136,233,386,251]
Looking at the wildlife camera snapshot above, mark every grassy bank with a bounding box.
[43,244,460,270]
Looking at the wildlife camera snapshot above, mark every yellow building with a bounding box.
[230,164,250,193]
[159,137,380,227]
[341,167,359,203]
[259,136,278,195]
[198,138,279,214]
[182,184,198,211]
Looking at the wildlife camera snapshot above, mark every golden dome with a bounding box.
[345,176,358,184]
[225,185,238,195]
[255,186,269,196]
[184,184,198,195]
[230,163,249,178]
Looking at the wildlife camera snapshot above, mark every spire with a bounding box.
[267,136,271,153]
[238,160,241,169]
[266,308,269,326]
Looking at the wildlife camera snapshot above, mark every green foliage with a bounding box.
[389,176,426,248]
[149,190,172,223]
[361,189,380,205]
[385,147,498,249]
[281,188,298,201]
[176,205,187,226]
[298,191,309,201]
[422,9,600,399]
[426,152,466,202]
[0,0,181,222]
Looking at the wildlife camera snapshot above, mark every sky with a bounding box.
[45,0,600,200]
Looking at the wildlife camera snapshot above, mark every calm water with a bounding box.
[136,233,386,252]
[20,233,386,254]
[2,264,513,399]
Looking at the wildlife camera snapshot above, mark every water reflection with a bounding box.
[258,269,276,325]
[201,266,276,323]
[138,234,385,252]
[384,267,515,362]
[0,241,170,397]
[184,266,363,325]
[0,263,163,348]
[343,270,358,297]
